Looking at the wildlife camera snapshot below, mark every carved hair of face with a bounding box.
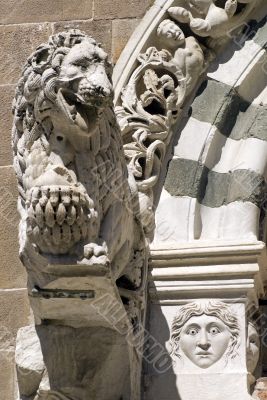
[170,301,240,369]
[157,19,185,49]
[247,322,260,375]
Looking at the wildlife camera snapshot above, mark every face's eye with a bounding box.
[80,65,87,72]
[209,326,220,335]
[187,327,199,336]
[250,337,257,345]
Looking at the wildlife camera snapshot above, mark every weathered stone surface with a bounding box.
[94,0,152,20]
[164,158,208,201]
[0,85,15,166]
[203,169,265,208]
[191,80,250,137]
[0,0,92,24]
[253,377,267,399]
[0,351,15,400]
[253,15,267,48]
[53,20,112,54]
[16,325,44,397]
[112,18,140,63]
[230,104,267,141]
[0,23,52,85]
[0,167,26,288]
[0,289,30,342]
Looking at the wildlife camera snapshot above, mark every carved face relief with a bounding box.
[170,301,240,369]
[179,315,231,368]
[247,322,260,374]
[157,20,185,49]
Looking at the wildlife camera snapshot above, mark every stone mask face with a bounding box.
[247,323,260,374]
[157,21,185,49]
[179,315,231,369]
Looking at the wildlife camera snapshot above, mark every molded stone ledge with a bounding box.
[149,240,267,303]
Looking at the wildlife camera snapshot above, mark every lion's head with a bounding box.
[13,30,113,157]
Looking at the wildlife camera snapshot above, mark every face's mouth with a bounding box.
[174,32,182,41]
[196,352,212,356]
[247,354,253,363]
[57,88,100,133]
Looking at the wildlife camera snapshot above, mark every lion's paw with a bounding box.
[83,243,109,265]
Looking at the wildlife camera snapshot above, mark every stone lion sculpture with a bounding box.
[12,30,144,284]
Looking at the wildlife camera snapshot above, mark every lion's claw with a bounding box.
[84,243,108,259]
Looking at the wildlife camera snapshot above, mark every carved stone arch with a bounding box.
[155,16,267,244]
[113,0,267,246]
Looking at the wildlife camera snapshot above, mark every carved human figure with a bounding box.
[168,0,256,38]
[170,301,240,369]
[247,321,260,385]
[157,19,205,93]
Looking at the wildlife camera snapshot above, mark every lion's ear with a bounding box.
[35,47,50,64]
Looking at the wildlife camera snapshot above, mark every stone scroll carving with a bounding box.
[115,0,258,237]
[169,301,240,369]
[12,30,147,400]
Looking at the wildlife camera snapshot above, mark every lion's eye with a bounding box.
[210,326,220,335]
[80,65,87,72]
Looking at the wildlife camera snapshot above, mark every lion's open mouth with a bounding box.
[57,88,100,133]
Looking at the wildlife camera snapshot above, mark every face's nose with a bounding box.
[198,342,211,351]
[197,330,211,351]
[246,336,251,353]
